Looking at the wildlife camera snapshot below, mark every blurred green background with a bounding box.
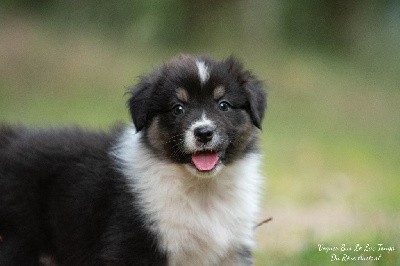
[1,0,399,265]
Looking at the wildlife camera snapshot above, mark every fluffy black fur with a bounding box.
[0,126,166,265]
[0,55,266,265]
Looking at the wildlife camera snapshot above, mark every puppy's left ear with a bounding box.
[244,77,266,129]
[226,56,267,129]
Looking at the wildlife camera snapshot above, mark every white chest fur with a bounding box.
[113,127,263,265]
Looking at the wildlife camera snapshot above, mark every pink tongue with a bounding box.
[191,152,219,171]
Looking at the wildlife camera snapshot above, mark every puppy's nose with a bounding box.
[194,126,214,143]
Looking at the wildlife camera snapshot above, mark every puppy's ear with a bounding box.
[225,56,267,129]
[128,76,156,132]
[244,78,266,129]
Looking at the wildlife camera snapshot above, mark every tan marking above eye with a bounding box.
[213,86,225,100]
[176,88,189,103]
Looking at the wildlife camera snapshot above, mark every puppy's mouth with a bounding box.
[191,150,220,172]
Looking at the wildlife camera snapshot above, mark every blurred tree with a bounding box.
[281,0,391,53]
[1,0,51,11]
[0,0,397,56]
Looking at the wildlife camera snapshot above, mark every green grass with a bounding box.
[0,17,399,265]
[254,51,400,265]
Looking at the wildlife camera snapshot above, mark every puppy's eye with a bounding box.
[218,101,231,112]
[172,104,185,115]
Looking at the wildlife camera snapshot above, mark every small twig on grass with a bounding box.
[255,217,273,229]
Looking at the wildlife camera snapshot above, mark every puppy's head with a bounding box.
[128,55,266,177]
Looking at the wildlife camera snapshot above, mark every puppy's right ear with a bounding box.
[127,77,154,132]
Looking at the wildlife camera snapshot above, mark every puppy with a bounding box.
[0,55,266,265]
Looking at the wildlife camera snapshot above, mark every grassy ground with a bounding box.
[1,17,399,265]
[256,53,400,265]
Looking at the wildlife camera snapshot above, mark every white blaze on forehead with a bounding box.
[190,112,215,131]
[195,60,210,85]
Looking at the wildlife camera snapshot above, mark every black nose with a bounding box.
[194,126,214,143]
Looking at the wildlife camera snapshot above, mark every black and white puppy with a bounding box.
[0,55,266,265]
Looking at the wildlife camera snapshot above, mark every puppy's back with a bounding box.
[0,125,23,150]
